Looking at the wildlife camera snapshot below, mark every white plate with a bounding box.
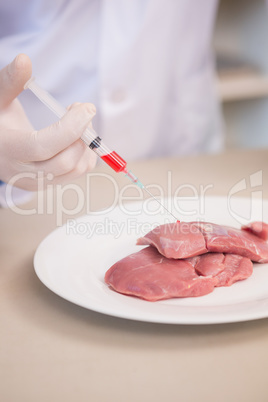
[34,196,268,324]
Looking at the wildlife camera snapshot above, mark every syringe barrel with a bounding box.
[80,129,126,172]
[80,127,99,147]
[24,77,127,173]
[25,77,66,118]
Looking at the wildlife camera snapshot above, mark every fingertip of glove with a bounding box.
[84,102,96,116]
[75,103,96,121]
[14,54,31,68]
[9,54,32,77]
[62,103,96,137]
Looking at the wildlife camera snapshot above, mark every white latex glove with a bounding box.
[0,54,97,191]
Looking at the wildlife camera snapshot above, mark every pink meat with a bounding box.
[137,221,268,262]
[187,253,253,286]
[242,221,268,241]
[105,248,253,301]
[136,222,207,258]
[105,247,217,301]
[213,254,253,287]
[187,253,225,276]
[194,222,268,263]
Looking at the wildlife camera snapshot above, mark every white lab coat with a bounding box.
[0,0,223,161]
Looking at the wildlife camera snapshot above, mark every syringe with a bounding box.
[24,77,177,221]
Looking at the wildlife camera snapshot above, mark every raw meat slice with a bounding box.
[194,222,268,263]
[242,221,268,241]
[187,253,225,276]
[136,222,207,259]
[137,221,268,262]
[105,248,253,301]
[213,254,253,287]
[187,253,253,286]
[105,247,217,301]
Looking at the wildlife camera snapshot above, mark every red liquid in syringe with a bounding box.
[101,151,127,172]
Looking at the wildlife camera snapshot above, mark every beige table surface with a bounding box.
[1,148,268,402]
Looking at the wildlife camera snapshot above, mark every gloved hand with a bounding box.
[0,54,97,190]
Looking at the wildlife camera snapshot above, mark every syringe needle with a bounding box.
[124,168,178,221]
[142,186,178,221]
